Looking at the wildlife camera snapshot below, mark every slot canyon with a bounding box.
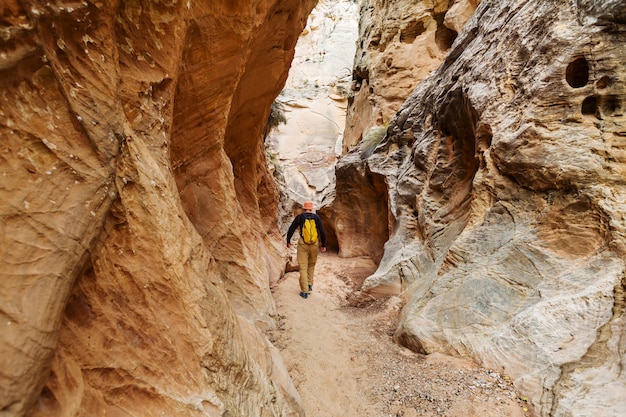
[1,0,625,416]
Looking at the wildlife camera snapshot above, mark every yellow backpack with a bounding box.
[301,215,318,244]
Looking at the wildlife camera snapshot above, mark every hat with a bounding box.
[302,201,314,210]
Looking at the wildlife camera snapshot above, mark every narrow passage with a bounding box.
[271,254,380,416]
[270,253,529,417]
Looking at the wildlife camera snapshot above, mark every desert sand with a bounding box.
[270,252,531,417]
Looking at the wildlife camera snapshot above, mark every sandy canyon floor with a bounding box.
[269,253,532,417]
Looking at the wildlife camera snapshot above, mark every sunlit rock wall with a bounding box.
[355,0,626,415]
[343,0,481,151]
[266,0,358,232]
[0,0,316,416]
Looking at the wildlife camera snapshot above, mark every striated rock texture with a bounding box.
[0,0,315,416]
[332,0,479,262]
[267,0,358,229]
[343,0,481,152]
[349,0,626,415]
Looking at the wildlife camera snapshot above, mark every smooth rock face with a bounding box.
[0,1,314,416]
[333,147,390,264]
[343,0,481,151]
[353,0,626,415]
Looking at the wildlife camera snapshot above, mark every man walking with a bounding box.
[286,201,327,299]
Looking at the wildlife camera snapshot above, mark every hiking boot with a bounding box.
[299,292,308,299]
[308,285,313,292]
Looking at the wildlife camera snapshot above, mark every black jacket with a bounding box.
[286,212,326,247]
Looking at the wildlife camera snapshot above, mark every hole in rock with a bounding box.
[432,88,480,224]
[400,20,426,44]
[353,66,369,89]
[566,57,589,88]
[581,96,598,116]
[33,386,60,415]
[596,75,610,89]
[600,96,620,116]
[369,33,381,49]
[434,13,457,51]
[476,124,493,168]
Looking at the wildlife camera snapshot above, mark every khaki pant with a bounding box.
[297,238,318,292]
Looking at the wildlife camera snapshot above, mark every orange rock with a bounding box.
[0,1,315,416]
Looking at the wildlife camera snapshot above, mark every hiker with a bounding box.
[286,201,327,299]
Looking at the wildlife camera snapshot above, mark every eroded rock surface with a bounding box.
[343,0,481,151]
[0,0,315,416]
[267,0,358,231]
[331,0,479,264]
[348,0,626,415]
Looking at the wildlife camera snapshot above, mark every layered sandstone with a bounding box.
[342,0,626,415]
[0,0,315,416]
[267,0,358,234]
[333,0,479,262]
[343,0,481,151]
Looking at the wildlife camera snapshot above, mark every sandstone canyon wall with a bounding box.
[334,0,480,262]
[265,0,358,244]
[0,1,316,416]
[340,0,626,415]
[343,0,481,152]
